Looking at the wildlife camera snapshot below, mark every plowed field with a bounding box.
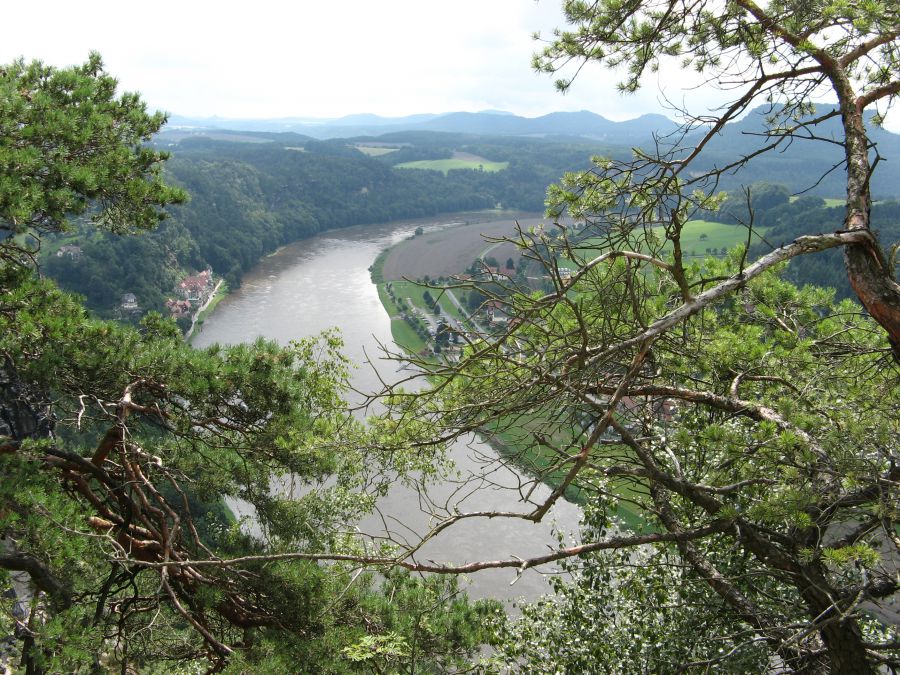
[381,212,546,281]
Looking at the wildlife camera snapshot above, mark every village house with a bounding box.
[165,298,192,316]
[481,266,512,281]
[120,293,139,311]
[485,300,510,324]
[177,269,212,304]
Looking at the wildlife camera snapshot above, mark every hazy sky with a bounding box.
[3,0,898,130]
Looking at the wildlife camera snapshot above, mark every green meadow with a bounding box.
[355,145,399,156]
[382,280,468,326]
[564,219,770,268]
[669,219,770,256]
[376,283,427,354]
[790,195,844,207]
[396,157,509,174]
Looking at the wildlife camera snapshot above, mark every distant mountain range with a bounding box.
[167,109,681,143]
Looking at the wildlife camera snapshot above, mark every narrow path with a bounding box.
[478,241,504,260]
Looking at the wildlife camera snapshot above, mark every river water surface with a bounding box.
[192,216,581,602]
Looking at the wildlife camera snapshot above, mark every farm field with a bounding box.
[355,145,399,156]
[564,219,770,267]
[380,212,543,281]
[668,219,770,256]
[396,151,509,174]
[380,213,767,284]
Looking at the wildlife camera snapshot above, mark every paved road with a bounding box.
[445,288,488,335]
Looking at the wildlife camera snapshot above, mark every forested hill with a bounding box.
[41,132,609,317]
[743,197,900,299]
[168,104,900,197]
[163,139,497,285]
[686,104,900,199]
[158,132,631,282]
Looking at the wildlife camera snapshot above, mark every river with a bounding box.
[191,215,581,602]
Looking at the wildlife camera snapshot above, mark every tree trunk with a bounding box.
[838,91,900,360]
[799,562,875,674]
[844,242,900,360]
[819,618,875,674]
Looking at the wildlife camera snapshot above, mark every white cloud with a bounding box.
[1,0,897,131]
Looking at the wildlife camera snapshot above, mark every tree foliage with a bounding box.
[3,1,899,668]
[0,57,496,673]
[0,53,185,265]
[358,2,900,672]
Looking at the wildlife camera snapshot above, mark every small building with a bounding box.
[485,300,510,324]
[177,270,213,304]
[121,293,139,311]
[165,298,192,316]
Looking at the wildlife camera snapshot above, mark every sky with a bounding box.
[3,0,898,131]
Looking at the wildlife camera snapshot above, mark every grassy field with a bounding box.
[396,156,509,175]
[355,145,399,157]
[568,219,770,265]
[376,283,428,354]
[435,290,467,322]
[790,195,844,207]
[390,317,427,354]
[481,413,646,528]
[669,219,769,256]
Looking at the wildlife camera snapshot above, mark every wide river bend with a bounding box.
[192,216,581,602]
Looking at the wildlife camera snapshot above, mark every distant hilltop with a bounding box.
[167,109,682,142]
